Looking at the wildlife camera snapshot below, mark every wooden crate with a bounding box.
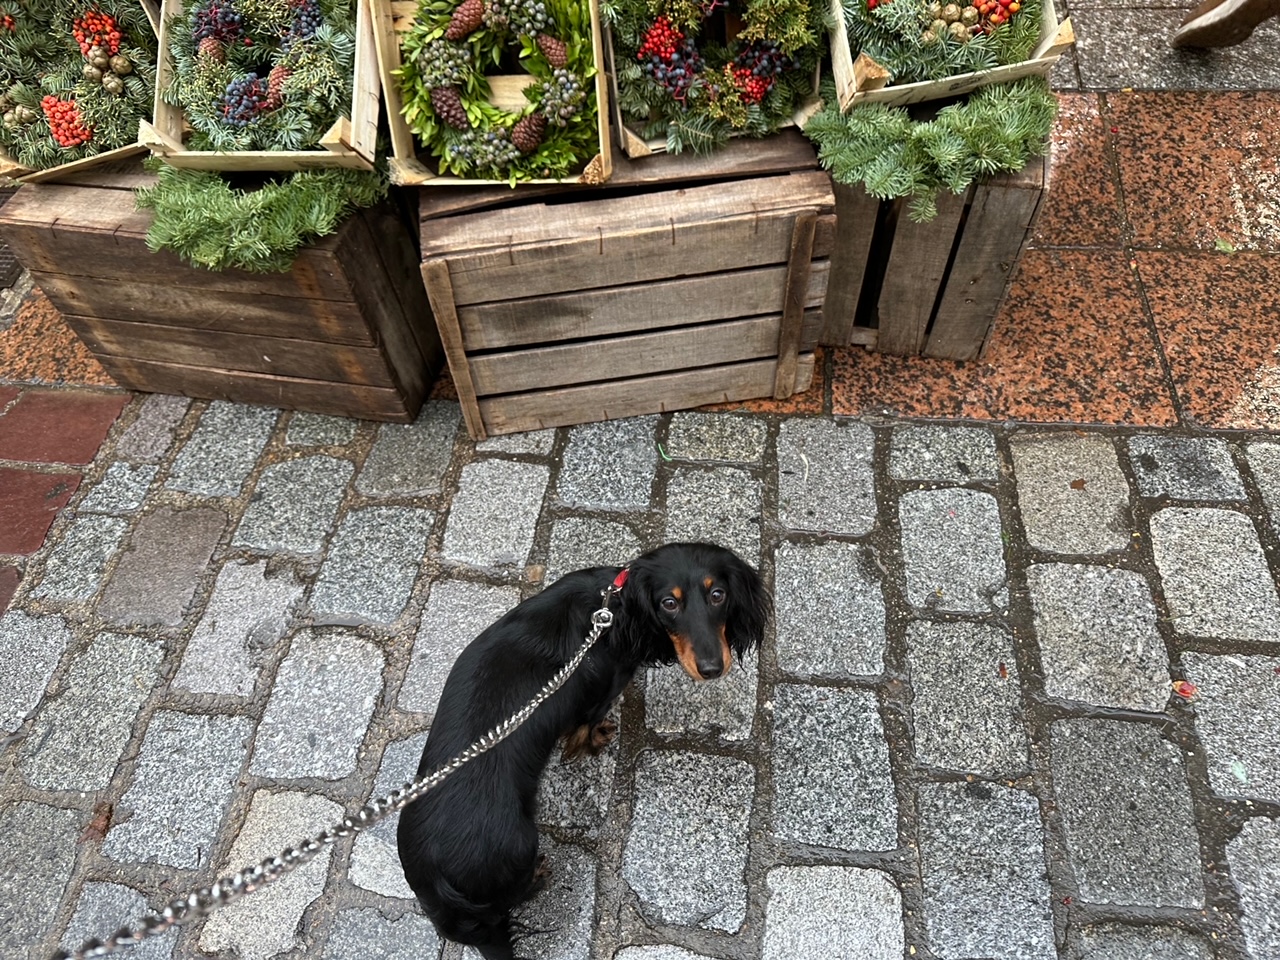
[830,0,1074,112]
[0,164,442,421]
[371,0,612,187]
[822,152,1046,360]
[418,159,834,438]
[138,0,378,170]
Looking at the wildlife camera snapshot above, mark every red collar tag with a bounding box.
[611,568,629,591]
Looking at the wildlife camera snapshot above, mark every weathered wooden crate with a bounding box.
[830,0,1073,112]
[138,0,378,170]
[822,152,1046,359]
[0,164,442,421]
[417,152,834,438]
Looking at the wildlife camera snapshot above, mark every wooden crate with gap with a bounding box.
[0,162,442,421]
[822,152,1047,360]
[416,133,834,438]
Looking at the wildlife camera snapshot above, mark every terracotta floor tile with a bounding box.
[1136,250,1280,430]
[1108,92,1280,252]
[831,249,1177,426]
[0,468,80,554]
[1031,94,1126,249]
[0,388,128,464]
[0,287,114,387]
[0,384,19,409]
[0,565,19,615]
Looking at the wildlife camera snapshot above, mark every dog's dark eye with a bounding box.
[709,588,726,605]
[660,596,679,612]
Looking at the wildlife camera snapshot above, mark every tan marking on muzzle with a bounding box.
[718,624,732,678]
[669,633,705,681]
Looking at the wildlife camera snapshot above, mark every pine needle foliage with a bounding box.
[804,76,1056,221]
[134,157,386,272]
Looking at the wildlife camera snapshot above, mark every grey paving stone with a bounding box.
[616,949,714,960]
[115,394,189,463]
[537,737,616,831]
[1010,433,1131,554]
[899,487,1008,613]
[324,907,442,960]
[1225,816,1280,960]
[60,883,176,960]
[917,781,1054,960]
[20,632,163,791]
[0,802,81,953]
[78,462,157,514]
[1050,718,1203,907]
[1182,653,1280,804]
[175,560,303,697]
[102,711,253,868]
[545,516,641,585]
[199,790,341,960]
[311,506,434,627]
[773,540,885,680]
[772,683,896,851]
[665,412,768,462]
[32,514,128,602]
[250,630,384,780]
[400,579,521,715]
[232,456,353,557]
[1077,923,1213,960]
[763,866,904,960]
[1150,507,1280,642]
[350,733,426,899]
[665,467,762,563]
[777,418,876,535]
[356,400,459,497]
[556,417,659,510]
[99,506,226,627]
[166,401,278,497]
[286,411,358,447]
[0,610,71,733]
[1127,435,1245,501]
[511,838,596,960]
[1028,563,1170,712]
[476,428,557,456]
[622,750,753,932]
[1246,440,1280,526]
[889,424,999,482]
[442,459,550,569]
[644,653,758,741]
[906,621,1028,777]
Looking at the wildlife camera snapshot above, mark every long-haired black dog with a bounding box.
[397,542,771,960]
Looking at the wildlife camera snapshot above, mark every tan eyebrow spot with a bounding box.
[704,576,714,590]
[671,586,683,601]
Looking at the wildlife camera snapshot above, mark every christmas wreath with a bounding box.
[162,0,356,151]
[0,0,156,170]
[397,0,601,182]
[604,0,825,155]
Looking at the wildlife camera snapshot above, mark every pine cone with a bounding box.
[511,112,546,152]
[446,0,484,39]
[266,64,291,109]
[536,32,567,68]
[431,85,470,129]
[197,36,225,61]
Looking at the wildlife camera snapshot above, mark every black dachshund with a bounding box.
[397,542,771,960]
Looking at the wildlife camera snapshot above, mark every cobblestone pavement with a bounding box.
[3,397,1280,960]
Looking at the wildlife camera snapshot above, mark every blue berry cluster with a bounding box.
[218,73,268,126]
[447,127,522,172]
[282,0,323,48]
[640,37,702,102]
[538,68,585,127]
[732,39,793,77]
[192,0,243,43]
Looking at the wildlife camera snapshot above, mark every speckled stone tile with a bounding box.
[1137,251,1280,430]
[1109,92,1280,252]
[0,289,114,387]
[1031,94,1125,249]
[831,249,1176,425]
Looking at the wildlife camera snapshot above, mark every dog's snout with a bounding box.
[695,658,724,680]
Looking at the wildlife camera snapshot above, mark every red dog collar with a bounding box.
[611,568,629,591]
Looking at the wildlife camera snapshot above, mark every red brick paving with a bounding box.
[0,467,81,554]
[0,388,128,465]
[0,564,19,616]
[0,384,19,409]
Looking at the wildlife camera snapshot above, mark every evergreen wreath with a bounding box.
[163,0,355,151]
[135,157,386,272]
[803,75,1056,221]
[397,0,601,182]
[604,0,825,155]
[0,0,156,170]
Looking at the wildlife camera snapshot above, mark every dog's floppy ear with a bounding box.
[612,561,674,664]
[725,555,771,660]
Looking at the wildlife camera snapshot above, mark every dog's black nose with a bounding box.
[696,659,724,680]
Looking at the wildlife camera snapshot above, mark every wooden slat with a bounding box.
[421,259,487,440]
[94,356,417,422]
[926,155,1047,361]
[469,310,823,396]
[774,211,817,399]
[64,315,395,385]
[15,144,150,185]
[457,262,830,350]
[875,189,968,356]
[349,0,381,162]
[821,181,881,346]
[477,355,815,436]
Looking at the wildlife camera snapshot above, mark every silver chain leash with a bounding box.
[53,582,623,960]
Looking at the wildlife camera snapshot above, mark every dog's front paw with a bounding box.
[561,717,618,762]
[588,717,618,753]
[532,853,552,892]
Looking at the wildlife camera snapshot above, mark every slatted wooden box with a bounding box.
[0,164,442,421]
[416,135,834,438]
[822,152,1046,359]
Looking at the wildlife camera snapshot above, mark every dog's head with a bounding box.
[617,542,771,681]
